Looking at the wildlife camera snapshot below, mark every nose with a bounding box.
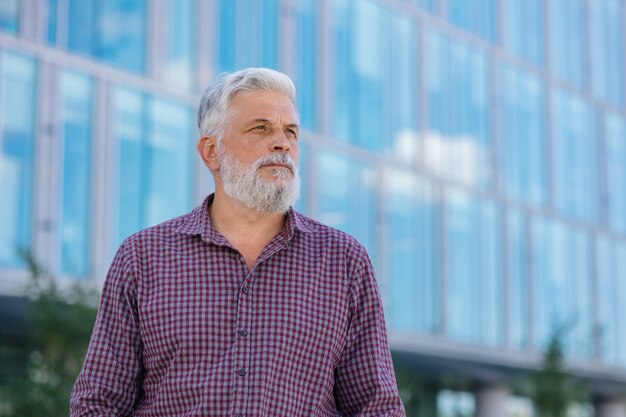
[271,130,291,152]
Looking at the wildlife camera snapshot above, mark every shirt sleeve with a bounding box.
[70,240,143,417]
[333,241,406,417]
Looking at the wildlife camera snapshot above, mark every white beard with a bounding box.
[218,149,301,214]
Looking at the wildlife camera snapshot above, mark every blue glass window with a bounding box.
[0,0,19,33]
[444,190,502,345]
[294,0,317,131]
[384,169,439,333]
[446,0,495,42]
[315,149,378,270]
[498,65,547,205]
[549,0,586,88]
[552,90,599,223]
[416,0,436,13]
[293,140,308,215]
[163,0,196,91]
[605,113,626,234]
[332,0,418,154]
[506,211,529,349]
[531,218,593,358]
[55,0,147,72]
[115,88,145,245]
[114,87,194,246]
[47,0,58,43]
[0,52,36,267]
[590,0,624,106]
[59,70,93,278]
[438,390,475,417]
[596,236,618,363]
[426,31,491,187]
[145,99,194,225]
[502,0,544,66]
[217,0,279,72]
[616,243,626,366]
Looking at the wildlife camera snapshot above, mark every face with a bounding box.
[221,89,299,179]
[198,90,301,214]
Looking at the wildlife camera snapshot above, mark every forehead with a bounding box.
[228,90,298,122]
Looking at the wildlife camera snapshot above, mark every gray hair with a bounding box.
[197,67,297,142]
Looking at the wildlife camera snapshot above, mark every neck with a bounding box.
[209,188,287,240]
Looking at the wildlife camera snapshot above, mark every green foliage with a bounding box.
[531,331,587,417]
[0,254,98,417]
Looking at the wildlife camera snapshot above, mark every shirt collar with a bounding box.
[176,194,316,244]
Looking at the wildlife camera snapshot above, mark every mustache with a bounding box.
[254,153,297,174]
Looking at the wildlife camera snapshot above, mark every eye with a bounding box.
[251,125,268,132]
[286,128,298,139]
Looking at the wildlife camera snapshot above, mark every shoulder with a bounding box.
[123,211,195,246]
[117,209,202,266]
[292,210,371,266]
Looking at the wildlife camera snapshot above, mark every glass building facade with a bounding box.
[1,1,626,415]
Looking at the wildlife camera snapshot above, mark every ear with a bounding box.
[196,136,220,172]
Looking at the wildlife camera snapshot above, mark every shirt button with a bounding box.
[236,414,243,417]
[238,368,247,376]
[239,329,248,337]
[242,287,250,294]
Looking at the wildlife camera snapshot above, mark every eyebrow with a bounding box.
[249,118,299,129]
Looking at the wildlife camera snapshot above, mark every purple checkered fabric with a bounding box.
[70,194,405,417]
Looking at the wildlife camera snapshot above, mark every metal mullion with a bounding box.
[279,0,295,77]
[90,78,110,283]
[316,0,331,137]
[438,185,447,336]
[417,21,426,169]
[46,64,65,274]
[525,210,536,352]
[146,0,165,81]
[196,0,216,92]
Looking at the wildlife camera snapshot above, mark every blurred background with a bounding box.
[0,0,625,416]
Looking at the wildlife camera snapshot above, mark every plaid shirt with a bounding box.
[70,195,405,416]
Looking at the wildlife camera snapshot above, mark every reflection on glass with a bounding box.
[60,70,93,278]
[426,31,491,187]
[295,0,317,131]
[507,210,529,349]
[444,189,501,345]
[146,99,193,226]
[605,113,626,233]
[590,0,624,106]
[163,0,195,90]
[332,0,418,154]
[0,0,19,33]
[217,0,279,72]
[552,90,599,223]
[47,0,58,43]
[315,149,378,270]
[549,0,585,87]
[114,87,194,247]
[115,88,144,245]
[416,0,436,12]
[616,243,626,366]
[596,236,618,363]
[62,0,146,72]
[293,140,308,214]
[0,52,36,267]
[498,65,546,205]
[333,0,385,150]
[531,218,592,358]
[502,0,543,66]
[438,390,475,417]
[384,168,439,333]
[446,0,495,41]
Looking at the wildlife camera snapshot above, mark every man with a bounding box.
[70,68,405,416]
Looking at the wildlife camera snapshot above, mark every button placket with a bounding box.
[231,271,254,415]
